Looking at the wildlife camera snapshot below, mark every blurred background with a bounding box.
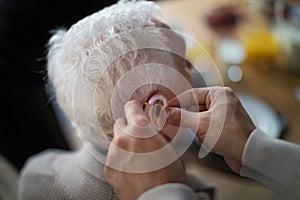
[0,0,300,200]
[0,0,118,169]
[157,0,300,199]
[0,0,117,199]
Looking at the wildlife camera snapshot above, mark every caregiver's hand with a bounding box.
[104,100,188,200]
[167,86,256,173]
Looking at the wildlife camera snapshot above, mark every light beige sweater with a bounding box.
[18,145,118,200]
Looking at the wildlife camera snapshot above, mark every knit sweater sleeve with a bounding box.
[240,128,300,199]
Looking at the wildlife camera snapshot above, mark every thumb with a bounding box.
[166,107,210,137]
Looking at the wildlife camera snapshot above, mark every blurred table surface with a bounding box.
[157,0,300,200]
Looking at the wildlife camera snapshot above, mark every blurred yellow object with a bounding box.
[241,28,281,62]
[186,46,204,62]
[186,43,212,63]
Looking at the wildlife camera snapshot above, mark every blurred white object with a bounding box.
[0,154,18,200]
[216,38,246,64]
[227,65,243,82]
[237,92,284,138]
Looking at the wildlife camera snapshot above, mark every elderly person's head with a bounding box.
[47,0,192,149]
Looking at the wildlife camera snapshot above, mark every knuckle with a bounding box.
[223,87,236,97]
[215,87,238,106]
[124,101,132,111]
[125,100,140,108]
[225,89,239,105]
[224,86,233,92]
[211,86,222,91]
[168,108,181,125]
[132,114,149,126]
[112,133,127,148]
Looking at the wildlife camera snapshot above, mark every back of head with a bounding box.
[47,0,187,148]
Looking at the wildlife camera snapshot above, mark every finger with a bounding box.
[167,87,211,109]
[185,104,207,112]
[166,107,196,127]
[160,124,180,140]
[112,118,130,149]
[124,100,150,127]
[113,118,127,138]
[124,100,157,138]
[166,107,210,136]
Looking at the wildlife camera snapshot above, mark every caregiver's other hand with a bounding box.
[167,86,256,173]
[104,100,188,200]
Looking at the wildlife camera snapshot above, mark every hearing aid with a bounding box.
[146,95,168,131]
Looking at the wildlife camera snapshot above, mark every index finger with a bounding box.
[124,100,150,127]
[167,87,211,109]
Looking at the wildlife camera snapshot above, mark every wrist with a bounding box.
[222,127,254,173]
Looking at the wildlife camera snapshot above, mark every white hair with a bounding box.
[47,0,182,148]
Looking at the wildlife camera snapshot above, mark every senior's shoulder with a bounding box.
[18,149,76,200]
[19,146,100,180]
[20,149,72,173]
